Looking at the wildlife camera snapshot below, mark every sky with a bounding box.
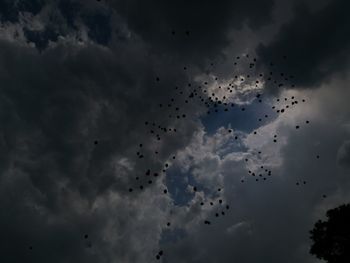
[0,0,350,262]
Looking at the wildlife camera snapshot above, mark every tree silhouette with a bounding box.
[310,203,350,263]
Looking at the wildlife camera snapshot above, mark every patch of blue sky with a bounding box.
[165,164,221,206]
[165,166,195,206]
[200,98,278,135]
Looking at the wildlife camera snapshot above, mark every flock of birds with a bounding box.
[87,51,324,260]
[117,51,322,260]
[24,28,324,261]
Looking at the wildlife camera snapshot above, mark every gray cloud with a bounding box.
[0,30,204,261]
[162,74,350,263]
[108,0,275,66]
[337,140,350,169]
[1,1,350,263]
[257,0,350,88]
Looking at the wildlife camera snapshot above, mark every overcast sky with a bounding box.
[0,0,350,262]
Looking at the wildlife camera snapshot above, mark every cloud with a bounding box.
[1,1,350,263]
[0,24,205,261]
[161,72,350,263]
[257,0,350,88]
[108,0,275,65]
[337,140,350,169]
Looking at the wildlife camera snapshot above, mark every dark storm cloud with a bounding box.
[58,0,81,28]
[0,35,203,196]
[57,0,113,45]
[0,0,114,49]
[0,0,45,22]
[108,0,275,64]
[257,0,350,88]
[0,31,202,261]
[82,12,112,45]
[23,27,59,51]
[2,0,350,263]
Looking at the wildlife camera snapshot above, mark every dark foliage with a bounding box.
[310,204,350,263]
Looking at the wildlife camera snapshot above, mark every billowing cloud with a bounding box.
[1,1,350,263]
[257,0,350,88]
[108,0,275,64]
[162,72,350,263]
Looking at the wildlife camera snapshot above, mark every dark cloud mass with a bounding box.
[0,0,350,263]
[0,37,199,262]
[0,0,45,22]
[257,0,350,88]
[109,0,274,63]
